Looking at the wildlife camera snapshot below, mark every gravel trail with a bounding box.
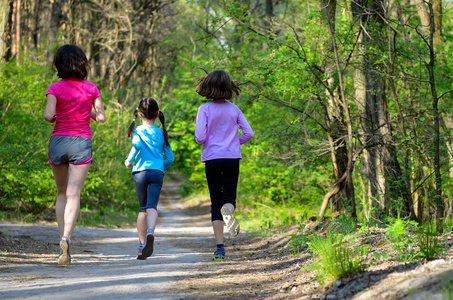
[0,179,213,300]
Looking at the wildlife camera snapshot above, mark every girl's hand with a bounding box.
[125,161,132,169]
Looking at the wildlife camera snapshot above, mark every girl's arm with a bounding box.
[125,135,141,168]
[194,107,207,144]
[91,97,106,123]
[43,94,57,123]
[124,160,133,169]
[238,111,254,144]
[163,144,175,170]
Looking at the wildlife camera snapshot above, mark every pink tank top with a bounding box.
[46,78,101,140]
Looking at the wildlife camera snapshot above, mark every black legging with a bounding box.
[205,159,240,221]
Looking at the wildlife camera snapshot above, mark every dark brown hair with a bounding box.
[53,44,89,79]
[127,97,170,147]
[195,70,241,100]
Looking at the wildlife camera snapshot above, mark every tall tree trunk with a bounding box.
[432,0,442,47]
[14,0,20,63]
[319,0,356,218]
[264,0,273,31]
[412,0,430,32]
[353,0,410,218]
[425,2,443,229]
[47,0,62,64]
[0,0,13,62]
[352,0,383,217]
[29,0,40,53]
[321,0,350,214]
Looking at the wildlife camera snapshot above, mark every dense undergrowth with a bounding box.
[288,216,451,285]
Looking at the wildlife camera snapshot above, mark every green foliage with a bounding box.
[384,218,445,262]
[0,61,56,212]
[385,218,420,261]
[418,221,445,261]
[307,232,369,284]
[239,202,312,231]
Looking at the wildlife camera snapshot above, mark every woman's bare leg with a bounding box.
[51,164,69,238]
[63,163,91,239]
[52,163,91,240]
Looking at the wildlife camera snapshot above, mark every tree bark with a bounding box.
[412,0,430,32]
[29,0,40,53]
[0,0,13,62]
[264,0,273,31]
[319,0,356,218]
[320,0,355,215]
[432,0,442,47]
[47,0,62,64]
[14,0,20,63]
[425,2,443,228]
[352,0,411,218]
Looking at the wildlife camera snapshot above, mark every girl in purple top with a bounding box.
[195,70,254,261]
[43,44,106,266]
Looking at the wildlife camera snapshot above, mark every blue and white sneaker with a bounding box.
[58,236,71,266]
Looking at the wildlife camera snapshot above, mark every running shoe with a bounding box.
[58,236,71,266]
[212,251,225,261]
[136,247,146,260]
[221,207,240,236]
[142,233,154,258]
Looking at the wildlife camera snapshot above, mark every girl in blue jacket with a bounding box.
[125,97,174,260]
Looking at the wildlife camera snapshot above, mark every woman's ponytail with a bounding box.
[158,110,170,147]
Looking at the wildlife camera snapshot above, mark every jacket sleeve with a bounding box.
[238,111,254,144]
[195,106,207,144]
[163,143,175,170]
[126,134,141,163]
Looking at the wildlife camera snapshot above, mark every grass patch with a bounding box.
[307,231,369,284]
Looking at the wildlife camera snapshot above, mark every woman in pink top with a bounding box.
[195,70,254,261]
[43,44,106,266]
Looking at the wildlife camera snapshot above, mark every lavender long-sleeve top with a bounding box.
[195,99,254,162]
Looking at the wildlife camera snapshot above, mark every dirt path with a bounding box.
[0,179,213,300]
[3,178,453,299]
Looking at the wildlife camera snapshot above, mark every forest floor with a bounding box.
[2,177,453,299]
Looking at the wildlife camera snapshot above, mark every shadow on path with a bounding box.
[0,178,213,300]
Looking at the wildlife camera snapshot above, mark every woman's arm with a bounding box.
[91,97,106,123]
[43,94,57,123]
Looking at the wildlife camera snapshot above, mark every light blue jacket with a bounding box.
[126,125,174,174]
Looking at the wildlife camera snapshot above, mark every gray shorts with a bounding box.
[48,135,92,166]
